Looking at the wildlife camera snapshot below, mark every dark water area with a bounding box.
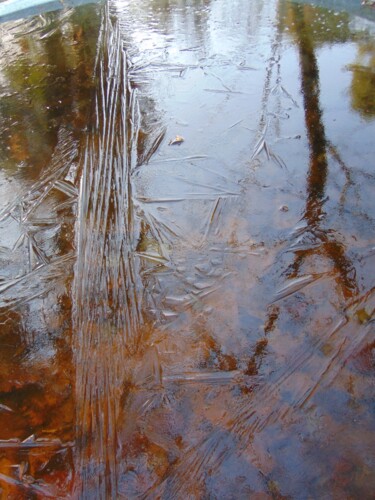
[0,0,374,497]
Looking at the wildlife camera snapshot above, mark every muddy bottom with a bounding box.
[0,0,374,498]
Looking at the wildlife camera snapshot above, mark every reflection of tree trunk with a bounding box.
[293,5,327,221]
[286,4,357,300]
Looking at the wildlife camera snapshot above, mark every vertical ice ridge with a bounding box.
[72,8,142,498]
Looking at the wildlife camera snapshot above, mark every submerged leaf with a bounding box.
[168,135,184,145]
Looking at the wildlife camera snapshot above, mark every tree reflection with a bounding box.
[285,3,358,300]
[348,38,375,119]
[0,7,100,497]
[0,5,100,178]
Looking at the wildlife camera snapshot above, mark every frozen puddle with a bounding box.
[0,0,374,497]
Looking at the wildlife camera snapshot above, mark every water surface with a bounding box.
[0,0,374,497]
